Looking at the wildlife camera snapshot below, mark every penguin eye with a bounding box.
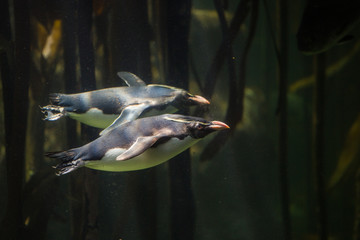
[196,123,204,130]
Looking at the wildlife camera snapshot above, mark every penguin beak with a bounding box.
[188,95,210,105]
[209,121,230,130]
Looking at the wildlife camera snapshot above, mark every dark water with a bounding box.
[1,0,360,239]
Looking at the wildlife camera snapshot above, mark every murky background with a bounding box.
[1,0,360,239]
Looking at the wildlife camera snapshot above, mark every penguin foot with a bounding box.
[40,105,65,121]
[54,159,84,176]
[46,151,85,176]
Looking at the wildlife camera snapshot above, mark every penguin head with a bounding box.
[164,115,230,139]
[172,90,210,107]
[187,119,230,139]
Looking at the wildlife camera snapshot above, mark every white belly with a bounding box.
[68,108,118,128]
[68,106,178,129]
[85,136,199,172]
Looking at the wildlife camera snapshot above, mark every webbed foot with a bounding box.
[40,105,65,121]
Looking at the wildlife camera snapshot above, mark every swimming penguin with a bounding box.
[46,114,229,175]
[41,72,210,135]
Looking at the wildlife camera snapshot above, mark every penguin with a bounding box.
[41,72,210,135]
[46,114,229,176]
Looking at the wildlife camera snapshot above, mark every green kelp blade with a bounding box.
[328,113,360,189]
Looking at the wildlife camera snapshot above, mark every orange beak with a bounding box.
[209,121,230,130]
[189,95,210,105]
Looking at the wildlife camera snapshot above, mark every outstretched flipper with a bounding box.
[117,72,146,87]
[46,150,85,176]
[100,103,149,136]
[116,135,163,161]
[41,105,65,121]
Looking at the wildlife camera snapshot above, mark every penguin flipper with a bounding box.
[116,136,162,161]
[100,103,148,136]
[117,72,146,87]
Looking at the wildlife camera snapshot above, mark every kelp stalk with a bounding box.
[0,0,30,238]
[277,0,291,238]
[203,0,251,99]
[78,0,99,238]
[200,0,259,162]
[165,0,195,239]
[313,53,328,240]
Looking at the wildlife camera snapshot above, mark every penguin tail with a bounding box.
[49,93,75,107]
[45,150,85,176]
[49,93,63,105]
